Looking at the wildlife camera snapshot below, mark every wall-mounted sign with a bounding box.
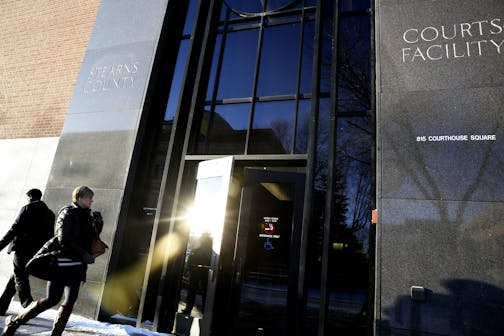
[400,18,504,63]
[260,217,280,251]
[259,217,280,239]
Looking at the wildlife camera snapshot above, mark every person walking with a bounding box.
[182,232,212,315]
[1,186,103,336]
[0,189,55,315]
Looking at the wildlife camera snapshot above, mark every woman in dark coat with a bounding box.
[2,186,102,336]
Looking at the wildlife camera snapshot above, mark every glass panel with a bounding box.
[234,180,295,334]
[225,0,299,14]
[325,115,372,335]
[178,177,222,318]
[257,24,300,97]
[295,99,311,154]
[178,156,234,332]
[304,97,330,331]
[217,29,259,100]
[339,0,371,12]
[320,3,333,94]
[183,0,200,36]
[249,101,295,154]
[338,15,371,113]
[203,103,250,154]
[165,40,190,121]
[206,34,223,101]
[299,20,315,94]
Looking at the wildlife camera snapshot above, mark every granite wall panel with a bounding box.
[376,0,504,335]
[41,0,170,319]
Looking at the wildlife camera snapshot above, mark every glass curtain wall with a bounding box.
[304,0,374,334]
[119,0,374,334]
[189,0,316,156]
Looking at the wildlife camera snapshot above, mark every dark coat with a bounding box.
[27,203,100,281]
[0,200,55,257]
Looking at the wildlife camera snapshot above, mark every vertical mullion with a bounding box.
[299,0,323,335]
[204,8,231,153]
[369,1,377,335]
[244,15,265,155]
[319,1,340,335]
[292,8,306,154]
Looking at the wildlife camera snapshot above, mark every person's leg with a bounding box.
[183,278,197,314]
[2,280,64,336]
[51,280,81,336]
[13,253,34,307]
[0,275,16,315]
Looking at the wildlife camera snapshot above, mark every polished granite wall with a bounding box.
[376,0,504,334]
[39,0,170,318]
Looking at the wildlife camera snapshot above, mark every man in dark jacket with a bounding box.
[0,188,55,315]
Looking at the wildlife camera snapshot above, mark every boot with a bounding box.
[2,300,46,336]
[50,305,72,336]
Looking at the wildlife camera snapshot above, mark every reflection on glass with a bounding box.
[165,40,190,121]
[206,34,223,101]
[249,101,295,154]
[295,99,310,154]
[337,15,371,113]
[186,177,225,236]
[257,24,300,97]
[200,103,249,154]
[179,176,222,322]
[183,0,199,36]
[217,29,259,100]
[326,116,371,335]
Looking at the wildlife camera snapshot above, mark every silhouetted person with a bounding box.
[0,189,55,315]
[182,233,213,315]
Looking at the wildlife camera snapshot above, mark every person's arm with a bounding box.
[56,208,85,256]
[0,205,28,251]
[92,211,104,235]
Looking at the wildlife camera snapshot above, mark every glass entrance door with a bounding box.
[231,168,305,336]
[176,156,234,336]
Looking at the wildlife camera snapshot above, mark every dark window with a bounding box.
[198,103,250,154]
[249,100,296,154]
[295,99,311,153]
[217,29,259,100]
[338,15,371,113]
[257,24,301,97]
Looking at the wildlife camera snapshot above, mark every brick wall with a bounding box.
[0,0,100,139]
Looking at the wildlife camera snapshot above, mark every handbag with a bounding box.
[91,211,108,257]
[91,234,108,257]
[26,236,61,280]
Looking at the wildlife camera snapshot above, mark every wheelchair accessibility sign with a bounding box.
[260,217,280,251]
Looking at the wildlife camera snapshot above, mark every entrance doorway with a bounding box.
[230,168,305,336]
[176,162,306,336]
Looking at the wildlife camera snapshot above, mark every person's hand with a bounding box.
[83,252,95,264]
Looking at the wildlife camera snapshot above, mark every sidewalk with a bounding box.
[0,302,172,336]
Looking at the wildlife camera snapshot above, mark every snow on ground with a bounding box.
[5,302,172,336]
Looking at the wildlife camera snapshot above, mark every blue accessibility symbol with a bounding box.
[263,238,275,251]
